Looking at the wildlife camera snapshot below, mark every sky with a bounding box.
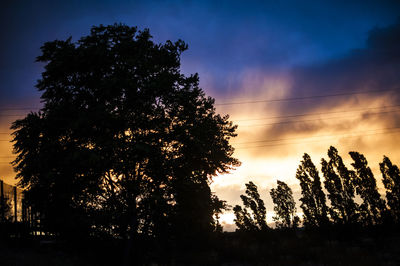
[1,0,400,230]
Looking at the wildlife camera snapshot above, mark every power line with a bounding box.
[2,105,399,122]
[0,107,39,111]
[234,128,400,149]
[215,88,397,106]
[0,114,27,117]
[1,108,398,131]
[232,105,400,122]
[234,127,400,145]
[236,130,400,149]
[0,110,398,138]
[236,109,400,128]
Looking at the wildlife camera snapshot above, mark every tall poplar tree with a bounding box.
[270,180,298,228]
[321,146,359,225]
[380,156,400,223]
[350,152,386,226]
[233,181,268,231]
[296,154,329,228]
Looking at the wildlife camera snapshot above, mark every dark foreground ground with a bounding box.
[1,227,400,265]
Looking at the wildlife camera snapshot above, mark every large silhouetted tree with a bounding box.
[380,156,400,223]
[350,151,386,226]
[233,181,268,231]
[270,180,299,228]
[11,24,239,243]
[321,146,359,225]
[296,154,329,228]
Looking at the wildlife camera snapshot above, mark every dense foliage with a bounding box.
[295,153,329,228]
[233,181,268,231]
[270,180,298,228]
[11,24,239,243]
[321,146,359,225]
[380,156,400,222]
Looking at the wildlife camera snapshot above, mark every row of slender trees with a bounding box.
[234,146,400,230]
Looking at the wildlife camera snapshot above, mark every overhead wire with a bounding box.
[0,114,27,117]
[0,89,396,111]
[234,128,400,149]
[0,107,39,112]
[215,88,397,106]
[235,109,400,128]
[0,88,398,152]
[232,104,400,122]
[234,126,400,145]
[2,105,400,122]
[1,105,399,129]
[0,108,399,139]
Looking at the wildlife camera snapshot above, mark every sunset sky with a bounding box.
[1,0,400,229]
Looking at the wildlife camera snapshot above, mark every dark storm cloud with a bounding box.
[294,19,400,98]
[189,0,400,96]
[263,20,400,139]
[1,0,399,105]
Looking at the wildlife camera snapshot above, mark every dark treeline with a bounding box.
[234,146,400,231]
[226,147,400,265]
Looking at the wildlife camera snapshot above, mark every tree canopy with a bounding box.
[380,156,400,222]
[11,24,239,241]
[350,151,386,225]
[296,153,329,228]
[233,181,268,231]
[321,146,359,225]
[270,180,298,228]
